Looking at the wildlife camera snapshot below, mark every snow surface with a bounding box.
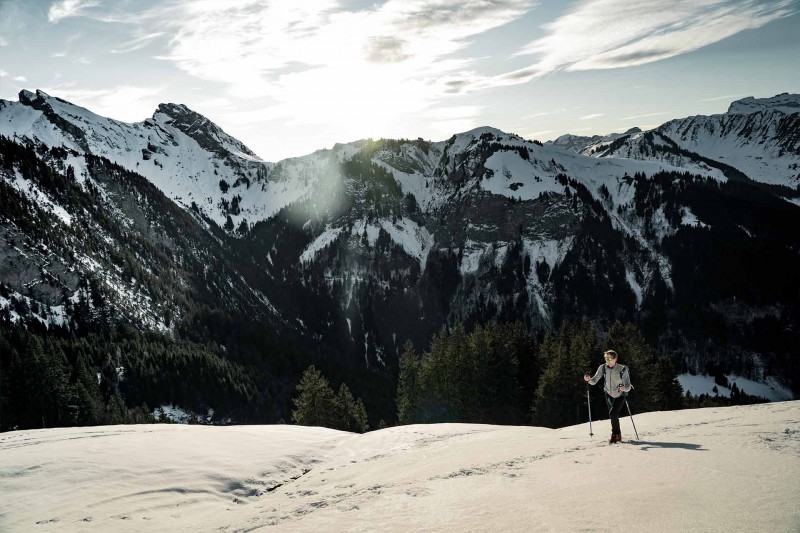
[377,218,433,265]
[0,91,289,231]
[3,168,72,226]
[1,402,798,532]
[482,151,563,200]
[299,226,343,263]
[677,373,794,402]
[728,93,800,115]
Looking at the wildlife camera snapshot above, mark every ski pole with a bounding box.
[587,384,593,438]
[624,396,640,441]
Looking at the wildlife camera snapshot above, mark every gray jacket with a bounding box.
[588,363,632,399]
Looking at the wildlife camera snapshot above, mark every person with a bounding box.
[584,350,632,444]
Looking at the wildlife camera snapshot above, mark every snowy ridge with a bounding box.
[559,93,800,188]
[0,90,277,232]
[728,93,800,115]
[678,373,794,402]
[1,402,798,531]
[546,132,603,153]
[3,167,73,226]
[300,225,344,263]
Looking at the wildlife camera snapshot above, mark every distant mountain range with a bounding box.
[1,90,798,423]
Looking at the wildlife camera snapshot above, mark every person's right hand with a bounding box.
[583,375,590,382]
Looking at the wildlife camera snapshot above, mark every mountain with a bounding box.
[1,90,798,428]
[0,89,324,232]
[1,402,798,531]
[571,94,800,190]
[546,127,641,155]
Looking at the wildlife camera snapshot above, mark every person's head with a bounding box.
[604,350,618,367]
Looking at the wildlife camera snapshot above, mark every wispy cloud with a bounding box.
[523,129,554,136]
[0,37,8,47]
[491,0,796,87]
[579,113,604,120]
[117,0,536,137]
[110,32,164,54]
[524,108,566,118]
[698,93,749,102]
[13,75,27,82]
[621,111,670,120]
[48,0,102,23]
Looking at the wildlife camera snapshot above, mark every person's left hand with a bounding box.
[618,384,625,392]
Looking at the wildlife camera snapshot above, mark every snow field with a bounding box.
[1,402,798,532]
[677,373,794,402]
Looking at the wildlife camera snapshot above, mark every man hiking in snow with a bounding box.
[584,350,632,444]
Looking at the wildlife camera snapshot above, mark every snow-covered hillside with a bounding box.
[569,94,800,188]
[1,402,798,532]
[547,127,641,155]
[0,90,341,231]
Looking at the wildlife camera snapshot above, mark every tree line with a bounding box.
[292,319,737,433]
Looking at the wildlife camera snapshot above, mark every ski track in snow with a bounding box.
[1,402,798,532]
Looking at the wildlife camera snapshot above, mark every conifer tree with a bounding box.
[606,321,661,413]
[417,329,459,422]
[396,340,420,425]
[532,321,598,428]
[335,383,369,433]
[291,365,337,428]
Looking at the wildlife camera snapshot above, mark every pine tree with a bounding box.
[606,321,662,413]
[335,383,369,433]
[418,329,459,422]
[291,365,337,428]
[532,321,598,428]
[396,340,420,425]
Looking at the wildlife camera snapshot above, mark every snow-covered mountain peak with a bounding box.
[18,89,56,104]
[451,126,520,146]
[727,93,800,115]
[152,103,265,162]
[456,126,511,138]
[1,90,283,233]
[18,88,95,119]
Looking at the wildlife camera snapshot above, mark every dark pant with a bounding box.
[606,394,626,436]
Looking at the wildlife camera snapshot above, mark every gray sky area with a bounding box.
[1,0,798,161]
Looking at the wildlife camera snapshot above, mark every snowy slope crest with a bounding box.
[728,93,800,115]
[1,402,798,532]
[0,90,278,232]
[556,93,800,188]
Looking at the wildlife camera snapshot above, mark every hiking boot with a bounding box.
[609,433,622,444]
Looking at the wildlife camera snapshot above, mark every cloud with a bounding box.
[364,36,410,64]
[110,32,165,54]
[698,93,749,102]
[525,109,566,118]
[141,0,535,134]
[38,85,165,122]
[0,36,8,47]
[579,113,604,120]
[492,0,797,86]
[13,76,27,82]
[621,111,670,120]
[523,129,554,136]
[48,0,101,23]
[0,70,7,77]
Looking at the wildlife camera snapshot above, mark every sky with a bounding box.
[0,0,799,162]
